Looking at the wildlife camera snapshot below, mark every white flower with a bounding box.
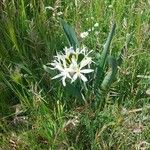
[52,68,71,86]
[108,5,113,8]
[95,31,100,35]
[88,27,95,32]
[70,57,94,82]
[94,23,99,27]
[48,47,94,86]
[80,32,89,38]
[51,58,72,86]
[91,17,94,20]
[88,23,99,33]
[86,18,89,21]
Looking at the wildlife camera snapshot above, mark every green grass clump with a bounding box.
[0,0,150,149]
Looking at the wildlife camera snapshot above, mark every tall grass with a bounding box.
[0,0,150,149]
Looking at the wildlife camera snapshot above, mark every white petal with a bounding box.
[72,73,78,82]
[80,74,88,82]
[49,67,56,70]
[56,65,64,71]
[71,57,77,66]
[62,59,67,68]
[80,57,92,69]
[69,59,78,73]
[51,73,63,79]
[76,48,80,54]
[69,47,75,53]
[50,62,56,66]
[86,50,93,56]
[66,72,72,79]
[80,46,88,54]
[80,69,94,74]
[62,76,66,86]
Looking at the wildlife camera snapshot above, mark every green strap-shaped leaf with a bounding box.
[100,23,116,69]
[60,19,80,49]
[94,23,116,89]
[101,55,118,90]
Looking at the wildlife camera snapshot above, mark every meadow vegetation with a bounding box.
[0,0,150,149]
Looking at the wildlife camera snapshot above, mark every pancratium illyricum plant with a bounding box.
[50,46,94,86]
[44,19,128,107]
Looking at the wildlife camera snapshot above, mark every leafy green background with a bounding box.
[0,0,150,149]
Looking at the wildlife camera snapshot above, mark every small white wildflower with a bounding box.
[95,31,100,35]
[94,23,99,27]
[80,32,89,38]
[88,29,91,32]
[91,17,94,20]
[108,5,113,8]
[88,27,95,32]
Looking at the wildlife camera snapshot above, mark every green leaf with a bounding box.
[77,53,84,63]
[93,52,104,89]
[17,63,32,75]
[94,23,117,89]
[66,82,82,100]
[101,55,118,90]
[100,23,116,69]
[60,19,80,49]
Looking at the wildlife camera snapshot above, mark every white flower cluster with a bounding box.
[80,23,100,39]
[80,32,89,38]
[50,47,94,86]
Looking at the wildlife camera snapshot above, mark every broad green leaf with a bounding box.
[60,19,80,49]
[93,52,104,89]
[95,23,116,88]
[101,55,118,90]
[100,23,116,69]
